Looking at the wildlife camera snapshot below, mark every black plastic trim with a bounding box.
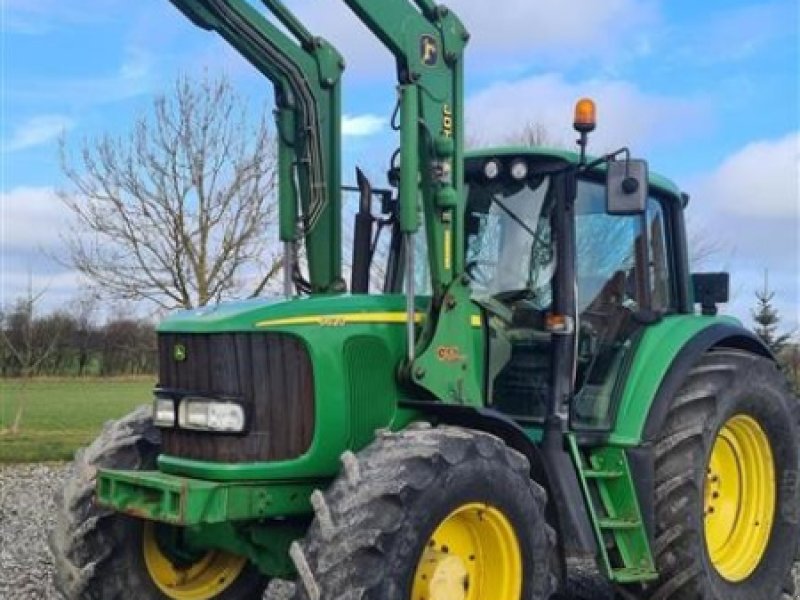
[626,445,655,547]
[672,197,693,314]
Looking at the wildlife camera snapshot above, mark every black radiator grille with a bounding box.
[157,332,314,462]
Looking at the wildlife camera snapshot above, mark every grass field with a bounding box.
[0,377,154,463]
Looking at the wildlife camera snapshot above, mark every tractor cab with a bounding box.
[356,145,684,432]
[459,149,681,431]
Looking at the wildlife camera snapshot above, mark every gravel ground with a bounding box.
[1,463,798,599]
[0,463,293,600]
[0,463,65,599]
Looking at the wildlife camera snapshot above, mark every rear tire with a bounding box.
[289,424,558,600]
[49,406,267,599]
[646,349,800,600]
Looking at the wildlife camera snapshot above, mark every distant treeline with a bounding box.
[1,299,156,377]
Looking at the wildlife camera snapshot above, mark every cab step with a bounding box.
[568,438,659,584]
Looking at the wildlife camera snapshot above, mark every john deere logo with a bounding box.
[173,344,187,362]
[420,35,438,66]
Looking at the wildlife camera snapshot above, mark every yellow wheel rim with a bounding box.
[411,503,522,600]
[142,523,247,600]
[704,414,776,582]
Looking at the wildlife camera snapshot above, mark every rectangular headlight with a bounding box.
[178,399,246,433]
[153,398,176,428]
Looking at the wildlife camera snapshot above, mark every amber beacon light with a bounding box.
[573,98,597,133]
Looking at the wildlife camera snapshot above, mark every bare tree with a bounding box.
[68,292,100,376]
[59,75,281,309]
[1,282,64,434]
[504,122,556,147]
[467,120,559,150]
[686,216,725,269]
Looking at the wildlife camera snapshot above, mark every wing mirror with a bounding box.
[570,98,649,215]
[607,158,649,215]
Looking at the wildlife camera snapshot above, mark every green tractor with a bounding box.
[50,1,799,599]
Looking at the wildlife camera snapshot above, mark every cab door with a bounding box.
[571,181,675,430]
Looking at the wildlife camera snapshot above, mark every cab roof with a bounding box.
[467,145,682,200]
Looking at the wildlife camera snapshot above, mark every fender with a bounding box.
[641,323,771,442]
[400,401,598,575]
[610,315,771,446]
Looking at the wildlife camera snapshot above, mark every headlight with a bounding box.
[510,158,528,180]
[178,398,246,433]
[153,398,176,428]
[484,159,501,180]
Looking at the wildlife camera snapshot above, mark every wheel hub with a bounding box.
[415,549,469,600]
[411,503,521,600]
[704,414,776,582]
[142,522,247,600]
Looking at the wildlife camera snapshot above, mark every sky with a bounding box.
[1,0,798,331]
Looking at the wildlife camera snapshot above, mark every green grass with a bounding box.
[0,377,154,463]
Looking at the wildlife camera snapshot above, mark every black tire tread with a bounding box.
[647,349,800,600]
[48,405,160,600]
[289,424,558,600]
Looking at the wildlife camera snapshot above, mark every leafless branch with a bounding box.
[59,74,280,309]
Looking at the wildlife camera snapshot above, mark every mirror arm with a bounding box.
[580,146,631,174]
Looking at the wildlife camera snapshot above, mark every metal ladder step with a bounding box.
[569,438,659,585]
[583,469,624,479]
[598,517,642,530]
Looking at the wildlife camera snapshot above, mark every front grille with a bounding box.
[157,332,314,462]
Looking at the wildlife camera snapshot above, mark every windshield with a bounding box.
[465,176,555,306]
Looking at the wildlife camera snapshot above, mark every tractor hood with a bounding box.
[157,294,427,334]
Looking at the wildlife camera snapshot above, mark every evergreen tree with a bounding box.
[751,271,792,355]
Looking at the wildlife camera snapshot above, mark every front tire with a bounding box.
[49,406,267,599]
[647,349,800,600]
[289,424,557,600]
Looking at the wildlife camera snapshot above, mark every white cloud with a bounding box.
[281,0,657,77]
[3,115,74,153]
[448,0,657,58]
[342,114,385,137]
[0,186,84,309]
[0,186,72,250]
[0,269,83,303]
[684,132,800,331]
[699,132,799,218]
[466,73,708,152]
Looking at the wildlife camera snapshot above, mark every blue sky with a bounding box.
[1,0,798,330]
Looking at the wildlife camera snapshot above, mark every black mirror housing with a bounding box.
[692,272,730,316]
[607,159,648,215]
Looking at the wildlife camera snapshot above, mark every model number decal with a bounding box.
[436,345,463,362]
[318,316,347,327]
[442,104,453,138]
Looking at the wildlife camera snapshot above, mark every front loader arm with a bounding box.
[342,0,468,292]
[170,0,481,405]
[342,1,480,404]
[169,0,345,294]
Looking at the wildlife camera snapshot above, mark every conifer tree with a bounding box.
[751,270,792,355]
